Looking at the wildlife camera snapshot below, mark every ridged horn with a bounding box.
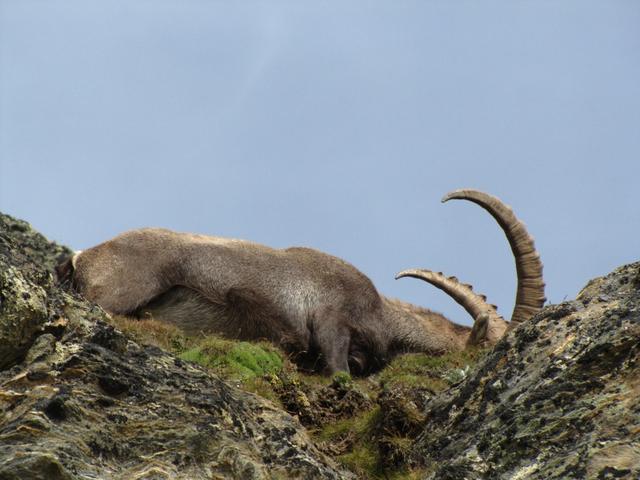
[395,269,505,327]
[442,189,545,324]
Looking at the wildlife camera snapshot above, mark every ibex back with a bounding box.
[59,190,545,374]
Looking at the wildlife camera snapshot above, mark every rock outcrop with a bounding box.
[411,262,640,479]
[0,213,352,480]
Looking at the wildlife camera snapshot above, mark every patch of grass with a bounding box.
[180,338,284,380]
[375,348,487,392]
[384,468,431,480]
[339,443,380,478]
[317,407,381,477]
[317,406,380,442]
[228,342,283,377]
[331,370,353,388]
[109,316,190,352]
[107,316,288,400]
[317,406,428,479]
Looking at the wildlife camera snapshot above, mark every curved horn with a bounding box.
[395,269,508,344]
[442,189,545,324]
[395,269,504,325]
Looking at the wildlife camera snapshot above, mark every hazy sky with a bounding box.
[1,1,639,326]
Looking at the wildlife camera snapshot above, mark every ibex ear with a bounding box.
[467,312,489,346]
[467,311,509,347]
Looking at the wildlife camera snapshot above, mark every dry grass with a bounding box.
[109,315,190,352]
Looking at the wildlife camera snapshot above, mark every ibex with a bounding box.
[58,190,545,374]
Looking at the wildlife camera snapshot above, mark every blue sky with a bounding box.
[1,1,639,326]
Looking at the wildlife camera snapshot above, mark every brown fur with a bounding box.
[67,228,473,374]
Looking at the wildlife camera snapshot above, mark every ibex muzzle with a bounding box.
[59,190,545,375]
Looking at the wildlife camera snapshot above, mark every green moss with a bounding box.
[180,339,283,379]
[229,342,283,377]
[331,370,353,387]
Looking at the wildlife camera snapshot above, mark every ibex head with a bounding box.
[396,189,546,347]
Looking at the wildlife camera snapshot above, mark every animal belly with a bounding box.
[135,286,304,349]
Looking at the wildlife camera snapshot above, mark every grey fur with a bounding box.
[69,228,472,374]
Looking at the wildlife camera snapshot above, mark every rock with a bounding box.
[0,214,72,277]
[0,212,353,479]
[271,370,373,428]
[0,265,49,369]
[410,262,640,480]
[0,214,69,370]
[0,452,75,480]
[25,333,57,364]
